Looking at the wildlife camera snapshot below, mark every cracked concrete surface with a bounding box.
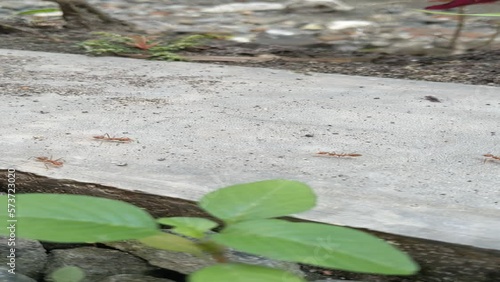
[0,49,499,250]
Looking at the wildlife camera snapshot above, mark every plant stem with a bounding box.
[449,7,466,50]
[198,240,228,263]
[479,21,500,48]
[211,252,228,263]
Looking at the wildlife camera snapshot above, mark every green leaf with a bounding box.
[0,194,159,242]
[212,219,419,275]
[149,51,184,61]
[17,8,61,16]
[199,180,316,223]
[189,263,306,282]
[48,266,85,282]
[157,217,218,238]
[138,232,203,255]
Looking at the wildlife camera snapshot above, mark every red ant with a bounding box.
[34,156,64,168]
[315,151,362,158]
[483,154,500,163]
[93,133,133,143]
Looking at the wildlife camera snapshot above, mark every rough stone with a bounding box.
[286,0,354,12]
[327,20,377,31]
[105,240,304,277]
[45,247,157,282]
[0,236,47,280]
[0,268,37,282]
[202,3,285,13]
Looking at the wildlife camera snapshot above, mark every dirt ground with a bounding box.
[1,13,500,281]
[1,24,500,87]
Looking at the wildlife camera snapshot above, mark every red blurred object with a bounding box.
[425,0,498,10]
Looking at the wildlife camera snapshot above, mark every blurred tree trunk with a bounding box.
[43,0,134,30]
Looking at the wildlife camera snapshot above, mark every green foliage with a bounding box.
[48,266,85,282]
[157,217,218,238]
[79,32,216,61]
[0,180,419,281]
[17,8,61,16]
[149,51,184,61]
[150,34,220,51]
[139,232,203,255]
[78,32,131,55]
[200,179,316,224]
[189,263,306,282]
[2,193,159,242]
[212,219,417,274]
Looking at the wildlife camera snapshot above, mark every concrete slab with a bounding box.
[0,49,499,250]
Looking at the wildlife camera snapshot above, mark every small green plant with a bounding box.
[420,0,500,49]
[78,32,218,61]
[17,8,62,16]
[0,180,419,281]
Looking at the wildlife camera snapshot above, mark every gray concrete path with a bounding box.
[1,49,499,250]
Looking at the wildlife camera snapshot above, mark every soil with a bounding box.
[1,12,500,281]
[1,24,500,87]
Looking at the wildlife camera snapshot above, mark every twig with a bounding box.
[449,7,466,50]
[0,22,62,41]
